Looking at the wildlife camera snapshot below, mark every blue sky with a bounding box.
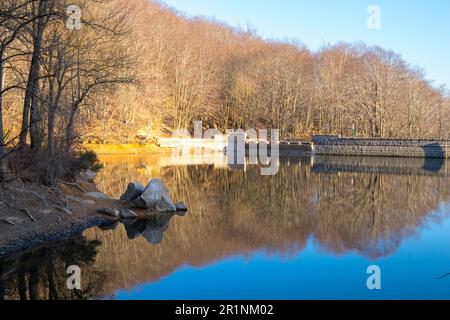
[163,0,450,89]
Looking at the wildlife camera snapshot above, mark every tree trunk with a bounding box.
[28,265,39,300]
[0,48,5,158]
[19,0,48,149]
[65,108,77,153]
[46,78,62,185]
[47,80,56,158]
[0,265,5,300]
[17,270,27,300]
[0,48,7,177]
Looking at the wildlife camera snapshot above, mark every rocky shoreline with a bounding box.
[0,172,186,259]
[0,214,112,258]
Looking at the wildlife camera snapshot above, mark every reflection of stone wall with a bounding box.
[312,156,450,176]
[312,136,450,158]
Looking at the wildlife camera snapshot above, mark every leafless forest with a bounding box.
[1,0,449,174]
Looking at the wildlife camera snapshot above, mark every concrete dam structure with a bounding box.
[312,136,450,159]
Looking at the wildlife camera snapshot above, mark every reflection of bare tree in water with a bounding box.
[0,237,105,300]
[87,155,450,295]
[96,155,450,259]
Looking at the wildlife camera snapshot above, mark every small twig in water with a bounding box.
[20,208,37,223]
[0,218,19,227]
[55,206,73,215]
[436,273,450,280]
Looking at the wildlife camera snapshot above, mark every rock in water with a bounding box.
[133,179,176,211]
[85,192,110,200]
[175,202,188,212]
[155,197,177,213]
[120,182,145,202]
[119,209,138,219]
[124,220,147,240]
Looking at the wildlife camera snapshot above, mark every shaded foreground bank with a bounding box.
[0,179,115,258]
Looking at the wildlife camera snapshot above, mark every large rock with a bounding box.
[155,197,177,213]
[120,182,145,202]
[133,179,176,211]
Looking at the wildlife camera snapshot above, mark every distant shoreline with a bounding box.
[83,143,171,156]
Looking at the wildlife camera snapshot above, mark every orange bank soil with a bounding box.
[0,175,155,258]
[83,143,171,155]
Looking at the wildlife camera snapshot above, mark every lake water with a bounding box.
[1,154,450,300]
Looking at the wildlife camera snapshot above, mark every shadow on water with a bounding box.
[0,237,104,300]
[0,211,187,300]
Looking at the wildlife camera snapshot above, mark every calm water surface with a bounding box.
[2,154,450,299]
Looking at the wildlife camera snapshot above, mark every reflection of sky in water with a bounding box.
[116,208,450,300]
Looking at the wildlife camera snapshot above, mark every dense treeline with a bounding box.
[0,0,132,181]
[98,0,449,142]
[1,0,449,181]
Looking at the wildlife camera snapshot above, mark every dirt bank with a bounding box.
[0,176,117,258]
[83,143,171,155]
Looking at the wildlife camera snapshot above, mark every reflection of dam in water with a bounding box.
[159,152,450,177]
[311,156,450,176]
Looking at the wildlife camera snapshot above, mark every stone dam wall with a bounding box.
[312,136,450,158]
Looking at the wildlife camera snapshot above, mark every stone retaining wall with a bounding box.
[312,136,450,158]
